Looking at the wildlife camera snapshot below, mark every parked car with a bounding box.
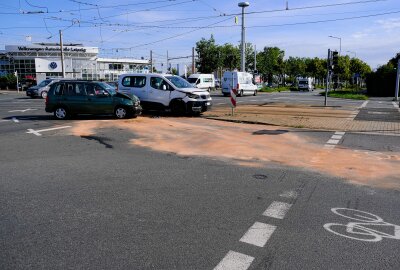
[26,78,63,98]
[118,73,212,115]
[45,80,142,119]
[19,78,36,91]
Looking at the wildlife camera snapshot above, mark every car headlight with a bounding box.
[134,101,140,106]
[187,93,199,99]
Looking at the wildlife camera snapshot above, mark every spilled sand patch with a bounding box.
[71,117,400,190]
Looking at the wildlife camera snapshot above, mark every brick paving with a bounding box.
[204,103,400,135]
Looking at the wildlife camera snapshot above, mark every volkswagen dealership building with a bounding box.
[0,43,150,83]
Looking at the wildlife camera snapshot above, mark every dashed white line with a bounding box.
[214,251,254,270]
[335,131,345,135]
[8,108,37,113]
[262,201,292,219]
[326,139,340,145]
[26,126,72,136]
[331,135,343,140]
[359,100,369,108]
[239,222,277,247]
[0,119,11,123]
[279,190,298,199]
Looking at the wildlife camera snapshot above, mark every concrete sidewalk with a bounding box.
[204,102,400,135]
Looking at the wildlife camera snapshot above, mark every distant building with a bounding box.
[0,43,150,82]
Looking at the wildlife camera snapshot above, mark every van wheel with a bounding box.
[41,91,48,99]
[115,106,128,119]
[238,90,243,97]
[170,100,186,115]
[54,107,68,120]
[208,87,211,92]
[253,90,257,96]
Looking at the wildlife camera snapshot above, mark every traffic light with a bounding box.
[332,51,339,69]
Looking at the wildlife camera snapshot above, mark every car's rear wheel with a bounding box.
[115,106,128,119]
[54,107,68,120]
[41,91,48,99]
[253,90,257,96]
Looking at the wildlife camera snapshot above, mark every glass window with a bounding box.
[53,84,63,96]
[165,76,192,89]
[150,77,169,90]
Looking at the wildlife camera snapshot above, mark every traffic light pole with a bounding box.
[325,49,331,106]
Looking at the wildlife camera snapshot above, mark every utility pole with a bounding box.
[254,44,257,71]
[192,47,195,74]
[166,50,169,73]
[150,50,152,73]
[395,58,400,101]
[238,2,249,72]
[325,49,331,107]
[59,30,65,78]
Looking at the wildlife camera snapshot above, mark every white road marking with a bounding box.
[323,144,335,149]
[214,251,254,270]
[331,135,342,140]
[217,103,225,105]
[12,117,19,123]
[279,190,298,199]
[359,100,369,108]
[26,126,71,136]
[392,101,399,109]
[8,108,37,113]
[0,119,11,123]
[327,139,340,145]
[335,131,345,135]
[239,222,277,247]
[262,201,292,219]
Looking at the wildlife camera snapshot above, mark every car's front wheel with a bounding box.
[54,107,68,120]
[115,106,128,119]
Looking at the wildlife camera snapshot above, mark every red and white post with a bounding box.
[230,73,237,115]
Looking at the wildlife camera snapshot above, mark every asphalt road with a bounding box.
[1,91,399,270]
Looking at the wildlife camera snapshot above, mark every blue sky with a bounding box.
[0,0,399,71]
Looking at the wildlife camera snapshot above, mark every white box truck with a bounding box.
[297,77,314,91]
[187,74,215,91]
[221,71,257,97]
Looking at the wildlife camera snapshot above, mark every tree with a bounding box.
[195,35,219,73]
[285,57,306,82]
[219,43,240,71]
[257,47,285,83]
[171,68,178,75]
[245,43,255,72]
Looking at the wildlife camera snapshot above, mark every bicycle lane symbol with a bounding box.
[324,208,400,242]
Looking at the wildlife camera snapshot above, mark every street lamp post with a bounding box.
[238,2,249,72]
[328,35,341,55]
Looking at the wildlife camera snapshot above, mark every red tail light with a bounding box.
[45,95,49,105]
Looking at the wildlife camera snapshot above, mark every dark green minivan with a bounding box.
[45,80,142,119]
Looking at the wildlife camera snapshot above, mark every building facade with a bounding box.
[0,43,150,83]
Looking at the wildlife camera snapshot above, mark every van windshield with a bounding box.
[37,79,52,87]
[165,76,193,88]
[187,78,198,84]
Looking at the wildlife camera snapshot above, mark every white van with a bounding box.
[222,71,257,97]
[187,74,215,91]
[118,73,212,114]
[298,77,314,91]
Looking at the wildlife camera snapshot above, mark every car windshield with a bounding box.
[165,76,193,88]
[97,82,117,95]
[37,79,52,87]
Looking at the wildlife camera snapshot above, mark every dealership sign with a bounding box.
[5,45,99,54]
